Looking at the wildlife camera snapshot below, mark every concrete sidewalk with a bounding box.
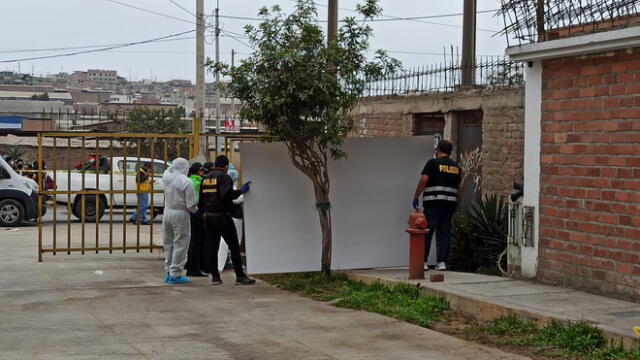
[1,226,530,360]
[346,268,640,349]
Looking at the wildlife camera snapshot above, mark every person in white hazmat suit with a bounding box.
[162,158,197,284]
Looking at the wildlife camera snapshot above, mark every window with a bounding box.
[118,160,167,176]
[152,162,167,175]
[0,164,10,179]
[413,112,445,136]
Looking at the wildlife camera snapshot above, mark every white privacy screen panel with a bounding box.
[241,136,434,274]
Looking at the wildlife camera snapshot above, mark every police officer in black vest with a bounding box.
[199,155,255,285]
[412,140,461,271]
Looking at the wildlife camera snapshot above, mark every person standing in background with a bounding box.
[130,162,152,225]
[412,140,461,271]
[185,162,209,277]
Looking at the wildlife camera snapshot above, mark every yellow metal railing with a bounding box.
[35,132,261,261]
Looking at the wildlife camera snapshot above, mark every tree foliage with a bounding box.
[30,92,49,101]
[217,0,400,276]
[122,108,188,159]
[449,194,508,274]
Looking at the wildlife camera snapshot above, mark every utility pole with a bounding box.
[214,0,222,135]
[194,0,205,157]
[327,0,338,45]
[461,0,477,86]
[230,49,236,130]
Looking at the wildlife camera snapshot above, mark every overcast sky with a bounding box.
[0,0,509,82]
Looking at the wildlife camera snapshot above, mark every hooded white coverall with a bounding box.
[162,158,197,278]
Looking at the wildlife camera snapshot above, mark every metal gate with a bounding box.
[455,110,483,211]
[36,133,193,261]
[36,132,260,261]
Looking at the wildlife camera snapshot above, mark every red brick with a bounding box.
[612,85,627,96]
[580,87,597,98]
[620,97,635,107]
[618,73,636,83]
[620,215,632,226]
[611,62,627,72]
[629,60,640,71]
[600,214,617,224]
[627,84,640,94]
[626,228,640,240]
[624,252,640,263]
[603,98,619,107]
[616,263,632,275]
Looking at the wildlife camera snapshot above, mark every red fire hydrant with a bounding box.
[406,211,429,280]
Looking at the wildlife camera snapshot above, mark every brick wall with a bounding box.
[353,89,524,197]
[538,48,640,299]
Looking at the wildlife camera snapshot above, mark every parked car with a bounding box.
[0,157,46,226]
[53,156,167,221]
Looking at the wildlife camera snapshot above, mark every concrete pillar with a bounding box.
[521,61,542,278]
[443,112,458,159]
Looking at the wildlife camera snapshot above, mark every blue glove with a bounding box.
[412,198,419,210]
[240,181,252,194]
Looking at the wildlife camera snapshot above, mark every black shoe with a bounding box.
[235,277,256,285]
[211,275,223,285]
[140,221,150,225]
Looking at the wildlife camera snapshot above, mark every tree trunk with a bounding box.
[287,140,332,277]
[313,180,332,278]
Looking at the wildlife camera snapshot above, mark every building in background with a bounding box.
[502,0,640,300]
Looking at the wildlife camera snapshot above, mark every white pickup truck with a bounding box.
[54,157,168,221]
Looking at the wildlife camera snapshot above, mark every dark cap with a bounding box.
[214,155,229,168]
[188,162,203,176]
[203,161,214,174]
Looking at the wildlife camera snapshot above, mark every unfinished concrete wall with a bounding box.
[353,88,525,197]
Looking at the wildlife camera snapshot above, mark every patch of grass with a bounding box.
[464,315,640,360]
[590,346,640,360]
[259,272,449,327]
[485,315,537,336]
[335,282,449,328]
[538,320,606,355]
[259,272,354,301]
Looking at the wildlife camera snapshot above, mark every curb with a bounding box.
[345,271,638,350]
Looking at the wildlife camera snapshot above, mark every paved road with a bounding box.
[0,226,530,359]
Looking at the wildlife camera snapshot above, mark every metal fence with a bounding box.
[498,0,640,46]
[364,56,524,97]
[35,132,260,261]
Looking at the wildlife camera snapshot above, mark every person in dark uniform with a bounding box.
[199,155,255,285]
[202,161,215,176]
[412,140,461,271]
[185,162,209,277]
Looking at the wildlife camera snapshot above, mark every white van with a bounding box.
[0,157,45,226]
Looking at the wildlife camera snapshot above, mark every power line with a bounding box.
[0,30,195,63]
[105,0,195,25]
[167,0,196,17]
[105,0,498,32]
[220,29,249,39]
[220,30,253,49]
[313,3,497,32]
[0,36,196,54]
